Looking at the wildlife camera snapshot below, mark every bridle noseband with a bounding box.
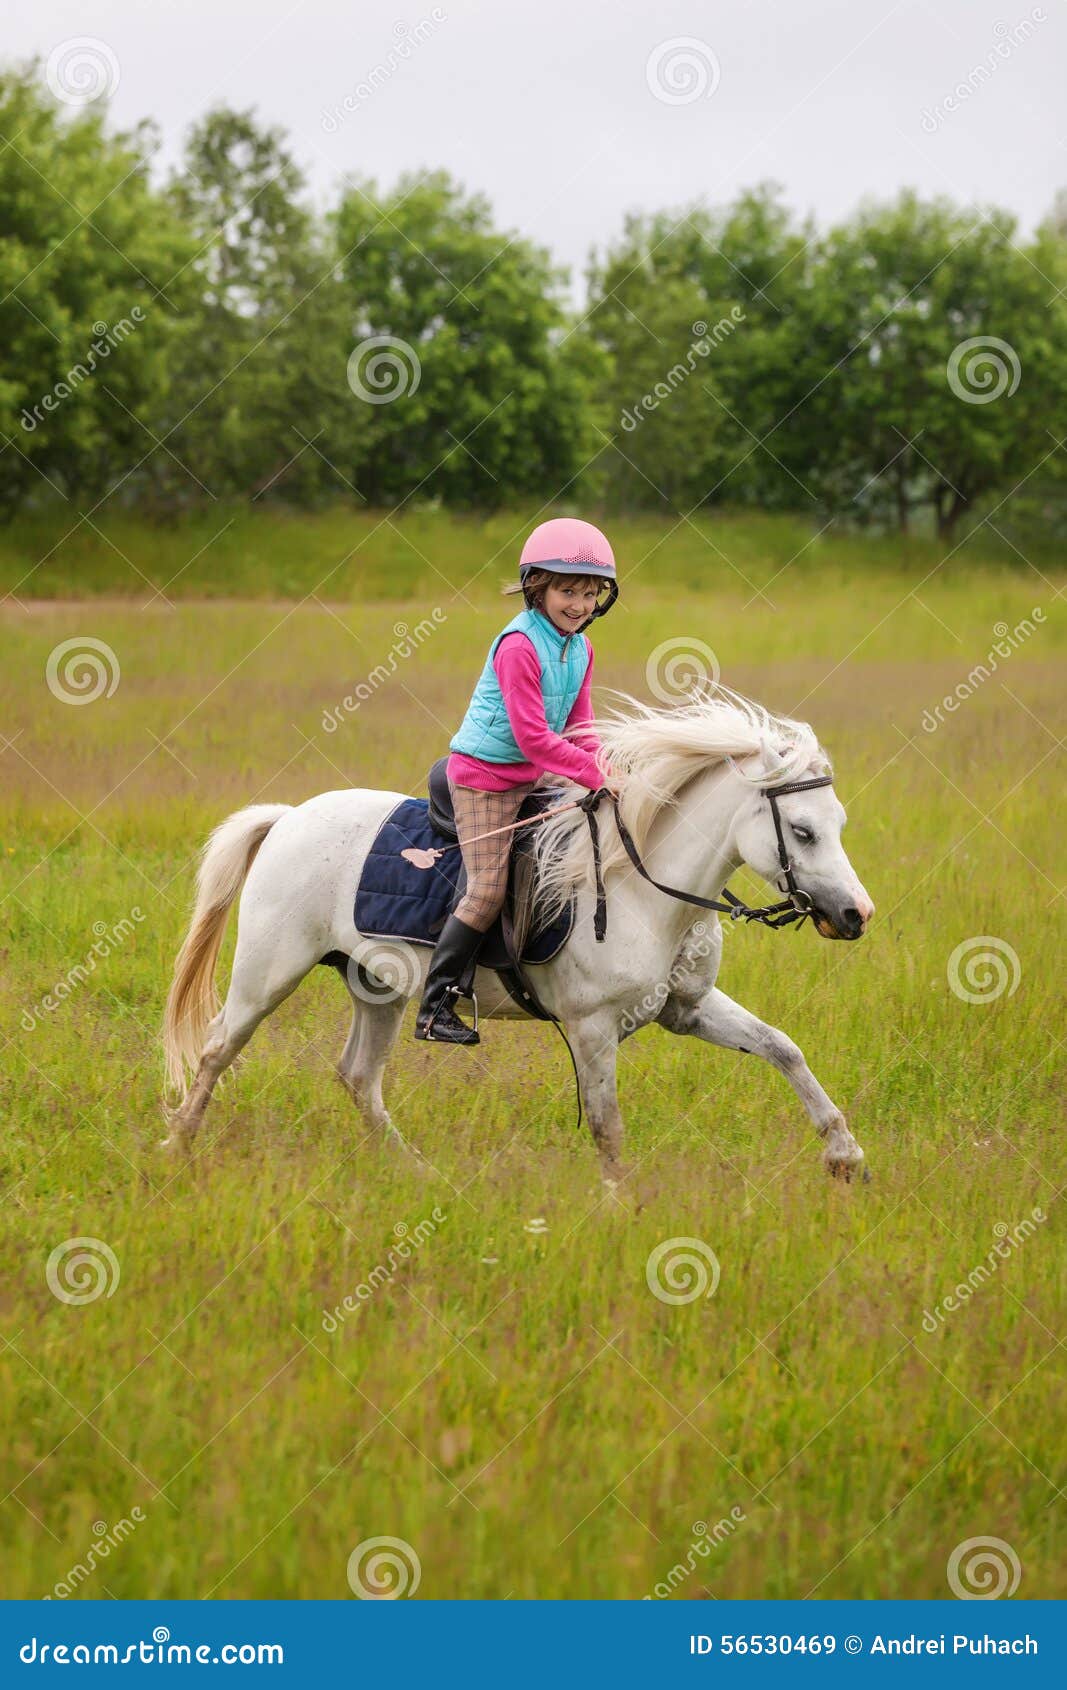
[578,774,835,940]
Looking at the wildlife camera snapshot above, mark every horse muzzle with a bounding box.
[812,903,870,942]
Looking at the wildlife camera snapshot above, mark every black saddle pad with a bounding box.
[352,794,575,967]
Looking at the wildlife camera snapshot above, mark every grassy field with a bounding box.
[0,510,1063,1600]
[0,499,1060,605]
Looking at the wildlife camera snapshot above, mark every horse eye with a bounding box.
[792,826,814,844]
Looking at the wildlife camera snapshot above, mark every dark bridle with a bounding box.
[578,775,836,940]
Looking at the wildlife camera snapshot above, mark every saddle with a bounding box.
[425,756,462,839]
[320,757,576,1020]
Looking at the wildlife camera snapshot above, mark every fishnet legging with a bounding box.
[448,778,538,932]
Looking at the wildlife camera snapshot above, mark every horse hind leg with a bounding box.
[162,934,318,1153]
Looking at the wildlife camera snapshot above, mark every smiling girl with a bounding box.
[414,517,622,1043]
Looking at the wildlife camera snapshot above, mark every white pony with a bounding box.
[162,686,873,1179]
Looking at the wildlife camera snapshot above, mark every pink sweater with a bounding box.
[446,631,605,792]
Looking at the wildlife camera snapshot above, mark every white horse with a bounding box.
[162,686,874,1179]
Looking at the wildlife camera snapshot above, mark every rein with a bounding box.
[398,796,584,872]
[403,769,833,1133]
[405,774,835,937]
[576,776,835,941]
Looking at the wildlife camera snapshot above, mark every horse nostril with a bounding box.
[842,906,864,935]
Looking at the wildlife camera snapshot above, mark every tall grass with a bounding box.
[0,501,1058,603]
[0,531,1062,1598]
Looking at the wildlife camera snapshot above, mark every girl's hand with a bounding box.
[603,772,624,798]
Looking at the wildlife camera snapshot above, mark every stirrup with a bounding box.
[419,995,480,1044]
[441,985,479,1036]
[421,1000,480,1041]
[446,971,480,1031]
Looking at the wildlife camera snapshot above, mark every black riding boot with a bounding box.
[413,913,486,1044]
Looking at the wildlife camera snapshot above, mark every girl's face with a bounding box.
[540,577,599,634]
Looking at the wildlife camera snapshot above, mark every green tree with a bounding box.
[163,106,361,506]
[774,192,1067,537]
[578,185,815,513]
[0,66,197,512]
[334,171,599,508]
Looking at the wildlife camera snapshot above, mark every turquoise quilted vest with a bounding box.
[450,608,590,764]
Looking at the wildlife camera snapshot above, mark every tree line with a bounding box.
[3,63,1066,538]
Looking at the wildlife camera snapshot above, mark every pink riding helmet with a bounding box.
[518,517,619,624]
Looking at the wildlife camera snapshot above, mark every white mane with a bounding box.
[514,683,831,943]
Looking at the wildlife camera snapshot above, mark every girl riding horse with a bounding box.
[413,517,624,1044]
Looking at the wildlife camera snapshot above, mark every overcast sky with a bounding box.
[10,0,1066,303]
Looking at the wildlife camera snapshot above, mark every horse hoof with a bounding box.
[599,1171,636,1212]
[388,1135,430,1176]
[822,1119,865,1183]
[824,1150,865,1182]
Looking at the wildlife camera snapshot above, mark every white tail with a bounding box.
[162,804,291,1106]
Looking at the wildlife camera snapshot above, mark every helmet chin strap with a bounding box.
[586,579,619,622]
[525,577,619,657]
[521,575,619,622]
[574,579,619,638]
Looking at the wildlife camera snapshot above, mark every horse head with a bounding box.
[729,754,874,942]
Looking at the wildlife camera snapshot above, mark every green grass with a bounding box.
[0,526,1063,1599]
[0,500,1059,604]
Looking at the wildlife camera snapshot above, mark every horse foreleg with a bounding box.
[657,986,865,1179]
[566,1012,626,1182]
